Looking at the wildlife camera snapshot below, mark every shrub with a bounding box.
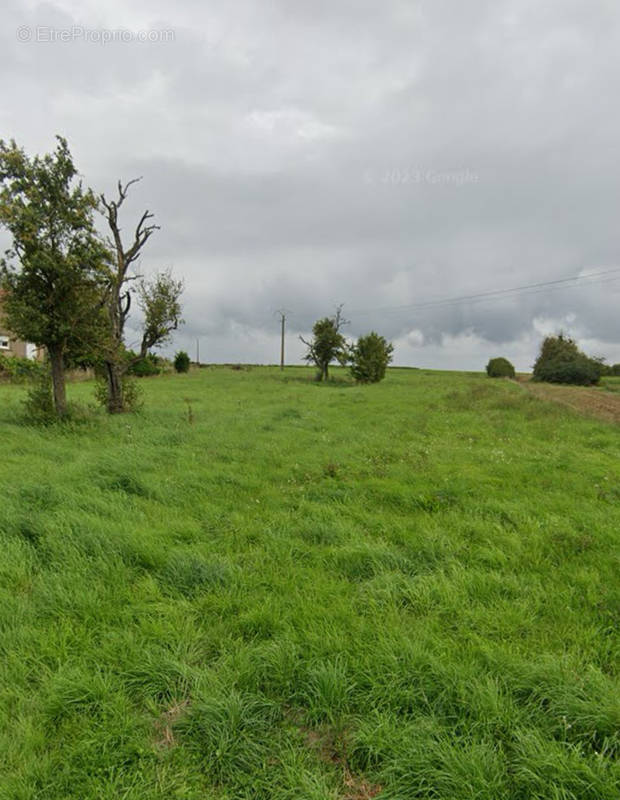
[0,353,44,383]
[486,357,515,379]
[94,372,143,413]
[23,368,56,424]
[532,334,605,386]
[610,364,620,377]
[127,352,161,378]
[174,350,190,373]
[349,332,394,384]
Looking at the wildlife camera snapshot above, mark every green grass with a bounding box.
[601,376,620,394]
[0,366,619,799]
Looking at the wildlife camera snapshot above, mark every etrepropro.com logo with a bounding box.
[16,25,176,44]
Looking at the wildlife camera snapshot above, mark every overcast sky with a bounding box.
[2,0,620,369]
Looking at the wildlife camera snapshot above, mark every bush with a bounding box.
[597,362,612,376]
[22,368,56,424]
[532,334,605,386]
[610,364,620,376]
[94,372,143,413]
[349,332,394,384]
[174,350,190,373]
[486,357,515,378]
[0,353,44,383]
[127,352,161,378]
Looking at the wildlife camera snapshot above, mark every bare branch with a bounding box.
[100,177,160,279]
[333,303,350,331]
[120,290,131,324]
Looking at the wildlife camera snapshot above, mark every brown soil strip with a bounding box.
[518,378,620,423]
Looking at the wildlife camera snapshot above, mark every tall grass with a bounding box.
[0,367,618,798]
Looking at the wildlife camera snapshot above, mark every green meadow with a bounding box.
[0,367,618,799]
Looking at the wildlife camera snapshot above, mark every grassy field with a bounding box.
[0,366,619,799]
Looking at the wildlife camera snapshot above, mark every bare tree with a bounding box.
[100,178,183,413]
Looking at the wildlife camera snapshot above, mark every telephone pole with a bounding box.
[275,310,289,370]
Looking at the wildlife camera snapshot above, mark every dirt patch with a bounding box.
[301,726,383,799]
[154,699,190,750]
[518,378,620,423]
[341,770,383,800]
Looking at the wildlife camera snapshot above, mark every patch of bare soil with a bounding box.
[154,699,190,750]
[518,378,620,423]
[302,726,383,799]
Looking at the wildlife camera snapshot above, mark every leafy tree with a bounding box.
[532,334,605,385]
[174,350,190,373]
[0,137,110,417]
[350,331,394,383]
[138,271,183,354]
[99,179,183,413]
[611,364,620,376]
[300,305,348,381]
[486,357,515,378]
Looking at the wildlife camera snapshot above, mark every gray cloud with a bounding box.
[2,0,620,370]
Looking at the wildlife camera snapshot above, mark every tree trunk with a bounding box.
[105,360,125,414]
[48,346,67,417]
[324,363,329,381]
[103,283,126,413]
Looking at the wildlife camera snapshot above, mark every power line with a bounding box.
[349,266,620,317]
[399,275,620,327]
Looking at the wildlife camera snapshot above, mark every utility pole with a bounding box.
[196,338,200,366]
[274,310,289,370]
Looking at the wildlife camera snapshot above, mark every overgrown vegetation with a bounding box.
[1,366,618,799]
[174,350,191,373]
[127,351,163,378]
[0,352,44,382]
[0,136,184,420]
[22,366,56,424]
[486,356,516,378]
[301,309,395,386]
[533,334,606,385]
[300,305,348,381]
[349,332,394,384]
